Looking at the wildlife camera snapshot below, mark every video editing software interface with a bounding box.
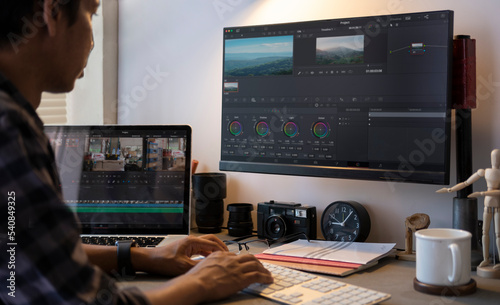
[220,10,453,184]
[45,126,190,233]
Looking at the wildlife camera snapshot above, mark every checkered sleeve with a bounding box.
[0,91,150,305]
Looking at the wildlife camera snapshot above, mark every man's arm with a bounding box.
[83,235,229,276]
[82,244,120,273]
[83,237,274,305]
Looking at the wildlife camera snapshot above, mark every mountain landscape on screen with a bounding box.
[316,35,364,65]
[316,46,364,65]
[224,36,293,77]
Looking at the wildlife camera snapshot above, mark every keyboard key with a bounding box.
[290,292,303,298]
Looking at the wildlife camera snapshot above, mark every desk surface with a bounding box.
[117,233,500,305]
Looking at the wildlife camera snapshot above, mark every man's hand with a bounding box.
[186,251,274,302]
[132,234,228,276]
[146,251,274,305]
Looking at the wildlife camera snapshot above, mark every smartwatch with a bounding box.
[115,240,138,277]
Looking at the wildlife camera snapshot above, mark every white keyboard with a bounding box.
[245,262,391,305]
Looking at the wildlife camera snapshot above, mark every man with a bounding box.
[0,1,273,304]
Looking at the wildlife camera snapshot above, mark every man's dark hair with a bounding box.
[0,0,81,49]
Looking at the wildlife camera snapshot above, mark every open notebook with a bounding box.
[44,125,192,247]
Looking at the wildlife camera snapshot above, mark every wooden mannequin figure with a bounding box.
[437,149,500,278]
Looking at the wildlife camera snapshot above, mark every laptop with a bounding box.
[44,125,192,247]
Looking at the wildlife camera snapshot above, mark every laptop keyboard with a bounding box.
[245,262,390,305]
[81,236,165,247]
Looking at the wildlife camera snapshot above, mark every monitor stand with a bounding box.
[452,36,482,268]
[453,196,482,268]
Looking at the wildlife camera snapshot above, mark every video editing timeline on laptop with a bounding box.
[44,125,191,235]
[220,10,453,184]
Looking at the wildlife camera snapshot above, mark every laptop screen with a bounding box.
[44,125,191,235]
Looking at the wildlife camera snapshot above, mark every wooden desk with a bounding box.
[116,233,500,304]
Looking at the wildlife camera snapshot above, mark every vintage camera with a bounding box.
[257,200,317,240]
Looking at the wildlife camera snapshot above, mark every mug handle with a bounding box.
[448,243,461,284]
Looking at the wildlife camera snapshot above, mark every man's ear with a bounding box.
[43,0,62,37]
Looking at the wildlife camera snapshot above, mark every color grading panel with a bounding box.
[220,11,453,184]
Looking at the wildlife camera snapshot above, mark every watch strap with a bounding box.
[116,240,137,277]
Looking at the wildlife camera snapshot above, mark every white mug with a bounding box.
[415,228,471,286]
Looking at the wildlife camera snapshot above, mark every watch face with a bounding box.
[321,201,370,242]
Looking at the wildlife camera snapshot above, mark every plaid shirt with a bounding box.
[0,73,150,305]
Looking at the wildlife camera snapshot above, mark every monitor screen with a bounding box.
[220,10,453,185]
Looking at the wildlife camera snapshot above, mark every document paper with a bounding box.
[263,240,396,265]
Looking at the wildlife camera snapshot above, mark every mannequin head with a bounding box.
[491,149,500,169]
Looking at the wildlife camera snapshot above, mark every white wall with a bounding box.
[118,0,500,249]
[67,2,119,125]
[67,4,104,124]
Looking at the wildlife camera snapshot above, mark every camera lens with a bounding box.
[271,222,281,234]
[265,215,287,240]
[192,173,226,200]
[195,199,224,233]
[192,173,226,233]
[227,203,254,237]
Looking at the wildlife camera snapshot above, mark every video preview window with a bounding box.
[82,137,187,172]
[224,35,294,77]
[316,35,364,65]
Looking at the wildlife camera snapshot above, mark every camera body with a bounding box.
[257,200,317,240]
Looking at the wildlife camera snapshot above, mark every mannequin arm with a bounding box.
[468,190,500,198]
[436,169,485,193]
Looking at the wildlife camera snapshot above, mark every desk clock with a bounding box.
[321,201,371,242]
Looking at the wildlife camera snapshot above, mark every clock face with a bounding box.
[321,201,370,242]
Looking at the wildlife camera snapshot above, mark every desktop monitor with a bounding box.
[220,10,453,185]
